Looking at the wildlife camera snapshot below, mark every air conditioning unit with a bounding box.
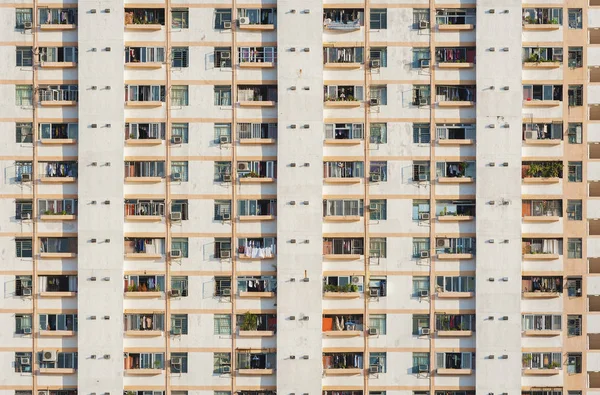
[238,162,249,171]
[420,59,430,68]
[351,276,360,284]
[525,130,536,140]
[222,21,232,29]
[418,212,430,220]
[369,365,381,374]
[222,213,231,221]
[21,173,32,182]
[418,364,428,373]
[170,289,181,297]
[420,327,431,336]
[368,327,379,336]
[172,326,182,335]
[170,250,182,258]
[221,51,231,60]
[21,213,31,220]
[221,287,231,296]
[239,17,251,25]
[24,22,33,29]
[42,350,57,362]
[371,173,381,182]
[419,98,429,106]
[23,327,32,334]
[369,288,380,297]
[223,174,232,182]
[220,135,230,144]
[172,136,183,144]
[170,212,182,221]
[418,174,428,181]
[22,288,32,296]
[221,366,231,373]
[220,250,231,259]
[419,20,430,29]
[420,290,429,298]
[171,357,182,367]
[20,357,31,365]
[420,250,430,259]
[370,98,380,106]
[172,173,182,181]
[437,238,450,248]
[370,59,381,68]
[369,202,378,211]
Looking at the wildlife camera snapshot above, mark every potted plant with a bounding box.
[240,311,258,331]
[522,354,532,368]
[153,360,161,369]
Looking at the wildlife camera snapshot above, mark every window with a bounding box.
[413,85,431,106]
[370,352,387,373]
[15,314,32,334]
[412,314,430,335]
[171,238,189,258]
[15,161,32,181]
[436,276,475,292]
[567,200,582,220]
[172,47,189,67]
[568,315,582,336]
[413,9,430,28]
[214,161,232,182]
[323,199,362,217]
[568,9,582,28]
[171,314,188,334]
[16,238,32,258]
[413,48,430,69]
[412,200,430,220]
[171,161,188,182]
[16,47,33,67]
[39,47,78,63]
[214,314,231,334]
[567,277,582,297]
[568,85,583,106]
[370,161,387,182]
[370,85,387,105]
[172,123,189,143]
[171,277,188,297]
[39,314,77,331]
[214,276,232,294]
[172,9,188,28]
[213,352,231,373]
[170,352,188,373]
[567,123,582,144]
[37,351,77,369]
[16,8,32,28]
[412,276,430,297]
[171,200,188,220]
[214,200,232,220]
[370,9,387,29]
[369,314,386,335]
[568,161,582,182]
[369,238,387,258]
[370,47,387,67]
[16,200,32,220]
[369,199,387,220]
[522,314,561,330]
[522,352,561,370]
[15,352,32,372]
[370,123,387,143]
[568,238,582,259]
[125,46,165,63]
[568,47,583,68]
[412,238,430,258]
[412,352,430,373]
[214,86,232,105]
[413,123,431,143]
[16,123,32,143]
[171,86,189,106]
[214,123,232,144]
[16,85,33,106]
[215,9,232,29]
[215,47,232,68]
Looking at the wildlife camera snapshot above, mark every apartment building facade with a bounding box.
[0,0,598,394]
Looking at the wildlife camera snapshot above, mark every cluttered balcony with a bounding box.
[237,276,276,298]
[124,274,165,297]
[238,85,277,107]
[38,8,77,30]
[39,237,77,259]
[436,237,475,259]
[236,350,276,375]
[436,85,475,107]
[521,161,563,183]
[324,85,363,107]
[39,85,78,106]
[436,47,475,68]
[323,9,363,31]
[522,200,562,222]
[323,315,364,337]
[522,8,562,30]
[124,237,165,259]
[323,276,363,299]
[237,312,276,336]
[323,47,363,69]
[522,238,562,260]
[435,314,475,337]
[522,121,563,144]
[522,47,563,69]
[436,161,475,183]
[323,238,364,260]
[323,353,364,375]
[436,200,475,221]
[124,313,164,336]
[435,9,475,30]
[522,276,563,298]
[124,8,165,30]
[323,161,364,183]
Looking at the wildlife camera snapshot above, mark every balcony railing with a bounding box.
[522,162,563,180]
[435,13,475,25]
[323,238,364,256]
[40,162,77,178]
[323,353,363,369]
[124,201,165,217]
[124,313,164,332]
[237,313,277,333]
[124,9,165,26]
[436,86,475,103]
[323,9,363,30]
[238,123,277,140]
[522,239,562,255]
[522,276,563,294]
[436,314,475,331]
[238,86,277,103]
[40,87,78,103]
[39,8,77,25]
[323,315,364,332]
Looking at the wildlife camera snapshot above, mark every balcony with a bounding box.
[124,161,165,183]
[436,314,475,337]
[125,46,165,69]
[238,276,276,298]
[522,8,562,30]
[237,313,276,337]
[238,85,277,107]
[523,122,563,145]
[39,368,76,375]
[522,238,561,260]
[323,352,363,375]
[238,123,277,145]
[522,276,563,298]
[125,353,164,375]
[238,47,276,68]
[125,85,166,108]
[237,351,276,375]
[124,200,164,222]
[39,238,77,259]
[436,237,475,259]
[124,9,165,30]
[323,161,363,184]
[237,160,276,183]
[324,85,362,107]
[39,330,76,337]
[238,8,276,30]
[323,315,363,337]
[124,313,164,336]
[524,329,561,337]
[523,85,562,107]
[38,8,77,30]
[522,352,562,374]
[437,368,472,375]
[323,47,363,69]
[39,87,78,107]
[436,161,475,183]
[436,47,475,68]
[437,291,474,298]
[237,238,276,260]
[437,200,475,222]
[522,200,561,222]
[124,275,164,298]
[124,238,164,259]
[522,162,563,184]
[323,9,362,31]
[323,238,363,260]
[238,199,276,222]
[436,85,475,107]
[436,124,475,146]
[435,10,475,30]
[39,275,77,297]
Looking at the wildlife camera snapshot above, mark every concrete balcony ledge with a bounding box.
[522,177,560,184]
[125,139,163,146]
[40,62,76,68]
[523,368,561,375]
[40,138,76,145]
[438,215,474,222]
[437,330,473,337]
[239,62,275,68]
[238,177,274,184]
[437,101,475,107]
[125,291,162,298]
[323,254,361,260]
[237,368,274,375]
[437,253,474,260]
[523,139,562,145]
[523,100,560,107]
[39,252,77,259]
[239,24,275,30]
[125,215,162,222]
[239,291,275,298]
[523,215,560,222]
[324,177,361,184]
[39,291,76,298]
[124,330,163,337]
[125,368,163,375]
[323,215,361,222]
[438,177,474,184]
[523,61,561,69]
[437,368,473,375]
[125,101,163,108]
[125,252,162,259]
[237,255,275,260]
[125,23,162,30]
[323,291,361,299]
[40,177,76,183]
[40,101,77,107]
[324,139,362,145]
[324,368,362,375]
[238,101,276,107]
[437,24,474,30]
[40,214,76,221]
[323,330,362,337]
[524,329,561,337]
[437,291,474,299]
[40,24,76,30]
[523,291,561,298]
[125,62,163,69]
[239,138,276,145]
[522,253,559,260]
[238,215,275,222]
[437,62,475,69]
[39,368,76,375]
[324,101,361,108]
[239,330,275,337]
[39,330,76,337]
[438,139,474,145]
[125,176,162,183]
[324,62,362,69]
[523,24,560,30]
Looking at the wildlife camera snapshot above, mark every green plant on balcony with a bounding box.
[526,162,563,178]
[525,16,535,24]
[550,18,559,24]
[549,361,561,369]
[324,284,359,293]
[127,284,138,292]
[153,360,161,369]
[240,311,258,331]
[522,354,532,367]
